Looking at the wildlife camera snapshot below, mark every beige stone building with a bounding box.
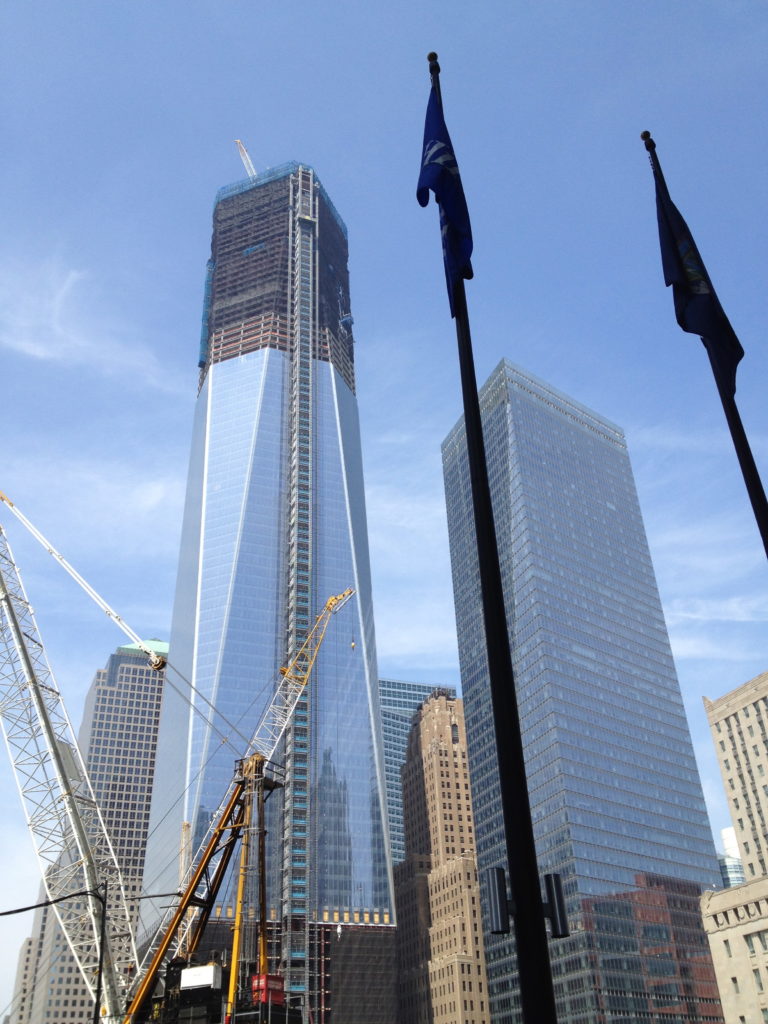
[702,670,768,1022]
[394,691,489,1024]
[704,671,768,879]
[701,877,768,1023]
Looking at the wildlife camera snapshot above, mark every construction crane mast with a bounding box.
[0,524,137,1020]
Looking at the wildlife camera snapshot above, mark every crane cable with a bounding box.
[0,492,357,1002]
[0,491,252,752]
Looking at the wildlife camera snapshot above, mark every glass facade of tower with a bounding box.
[378,679,456,865]
[441,361,723,1023]
[143,164,393,1020]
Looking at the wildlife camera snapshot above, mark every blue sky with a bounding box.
[1,0,767,1009]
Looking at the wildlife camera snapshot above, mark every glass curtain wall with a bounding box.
[142,165,393,1020]
[442,360,723,1024]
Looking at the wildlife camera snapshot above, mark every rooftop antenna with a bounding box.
[235,139,257,178]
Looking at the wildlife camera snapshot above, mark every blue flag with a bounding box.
[647,137,744,397]
[417,86,473,316]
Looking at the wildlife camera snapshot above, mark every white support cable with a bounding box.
[0,493,165,670]
[0,493,253,750]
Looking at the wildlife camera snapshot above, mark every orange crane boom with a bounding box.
[123,588,353,1022]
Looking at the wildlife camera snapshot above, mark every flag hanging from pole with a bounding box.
[643,131,744,397]
[417,86,473,316]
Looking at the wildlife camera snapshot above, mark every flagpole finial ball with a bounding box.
[427,51,438,62]
[640,131,656,151]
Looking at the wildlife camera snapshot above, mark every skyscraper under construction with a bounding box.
[143,163,395,1023]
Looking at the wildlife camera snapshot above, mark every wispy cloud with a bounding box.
[630,422,733,457]
[666,594,768,625]
[366,469,459,674]
[1,450,184,727]
[669,630,765,663]
[658,538,759,585]
[375,599,459,669]
[0,257,183,394]
[367,484,446,554]
[3,450,185,561]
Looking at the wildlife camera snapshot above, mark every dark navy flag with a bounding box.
[647,138,744,397]
[417,86,473,316]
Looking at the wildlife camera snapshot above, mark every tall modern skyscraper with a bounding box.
[378,678,456,866]
[717,827,746,888]
[442,360,723,1023]
[144,163,394,1022]
[11,641,166,1024]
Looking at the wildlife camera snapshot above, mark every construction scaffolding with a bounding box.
[199,164,355,394]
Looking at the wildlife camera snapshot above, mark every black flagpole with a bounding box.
[642,131,768,562]
[427,53,559,1024]
[710,370,768,560]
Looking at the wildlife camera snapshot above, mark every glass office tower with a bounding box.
[442,361,723,1023]
[144,164,393,1021]
[378,679,456,865]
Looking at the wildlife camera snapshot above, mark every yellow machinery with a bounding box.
[122,588,353,1023]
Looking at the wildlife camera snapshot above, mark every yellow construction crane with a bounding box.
[123,587,353,1024]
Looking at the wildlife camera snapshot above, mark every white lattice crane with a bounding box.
[0,522,137,1020]
[0,490,352,1022]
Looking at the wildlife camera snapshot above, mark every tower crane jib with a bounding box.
[235,139,257,178]
[0,492,165,671]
